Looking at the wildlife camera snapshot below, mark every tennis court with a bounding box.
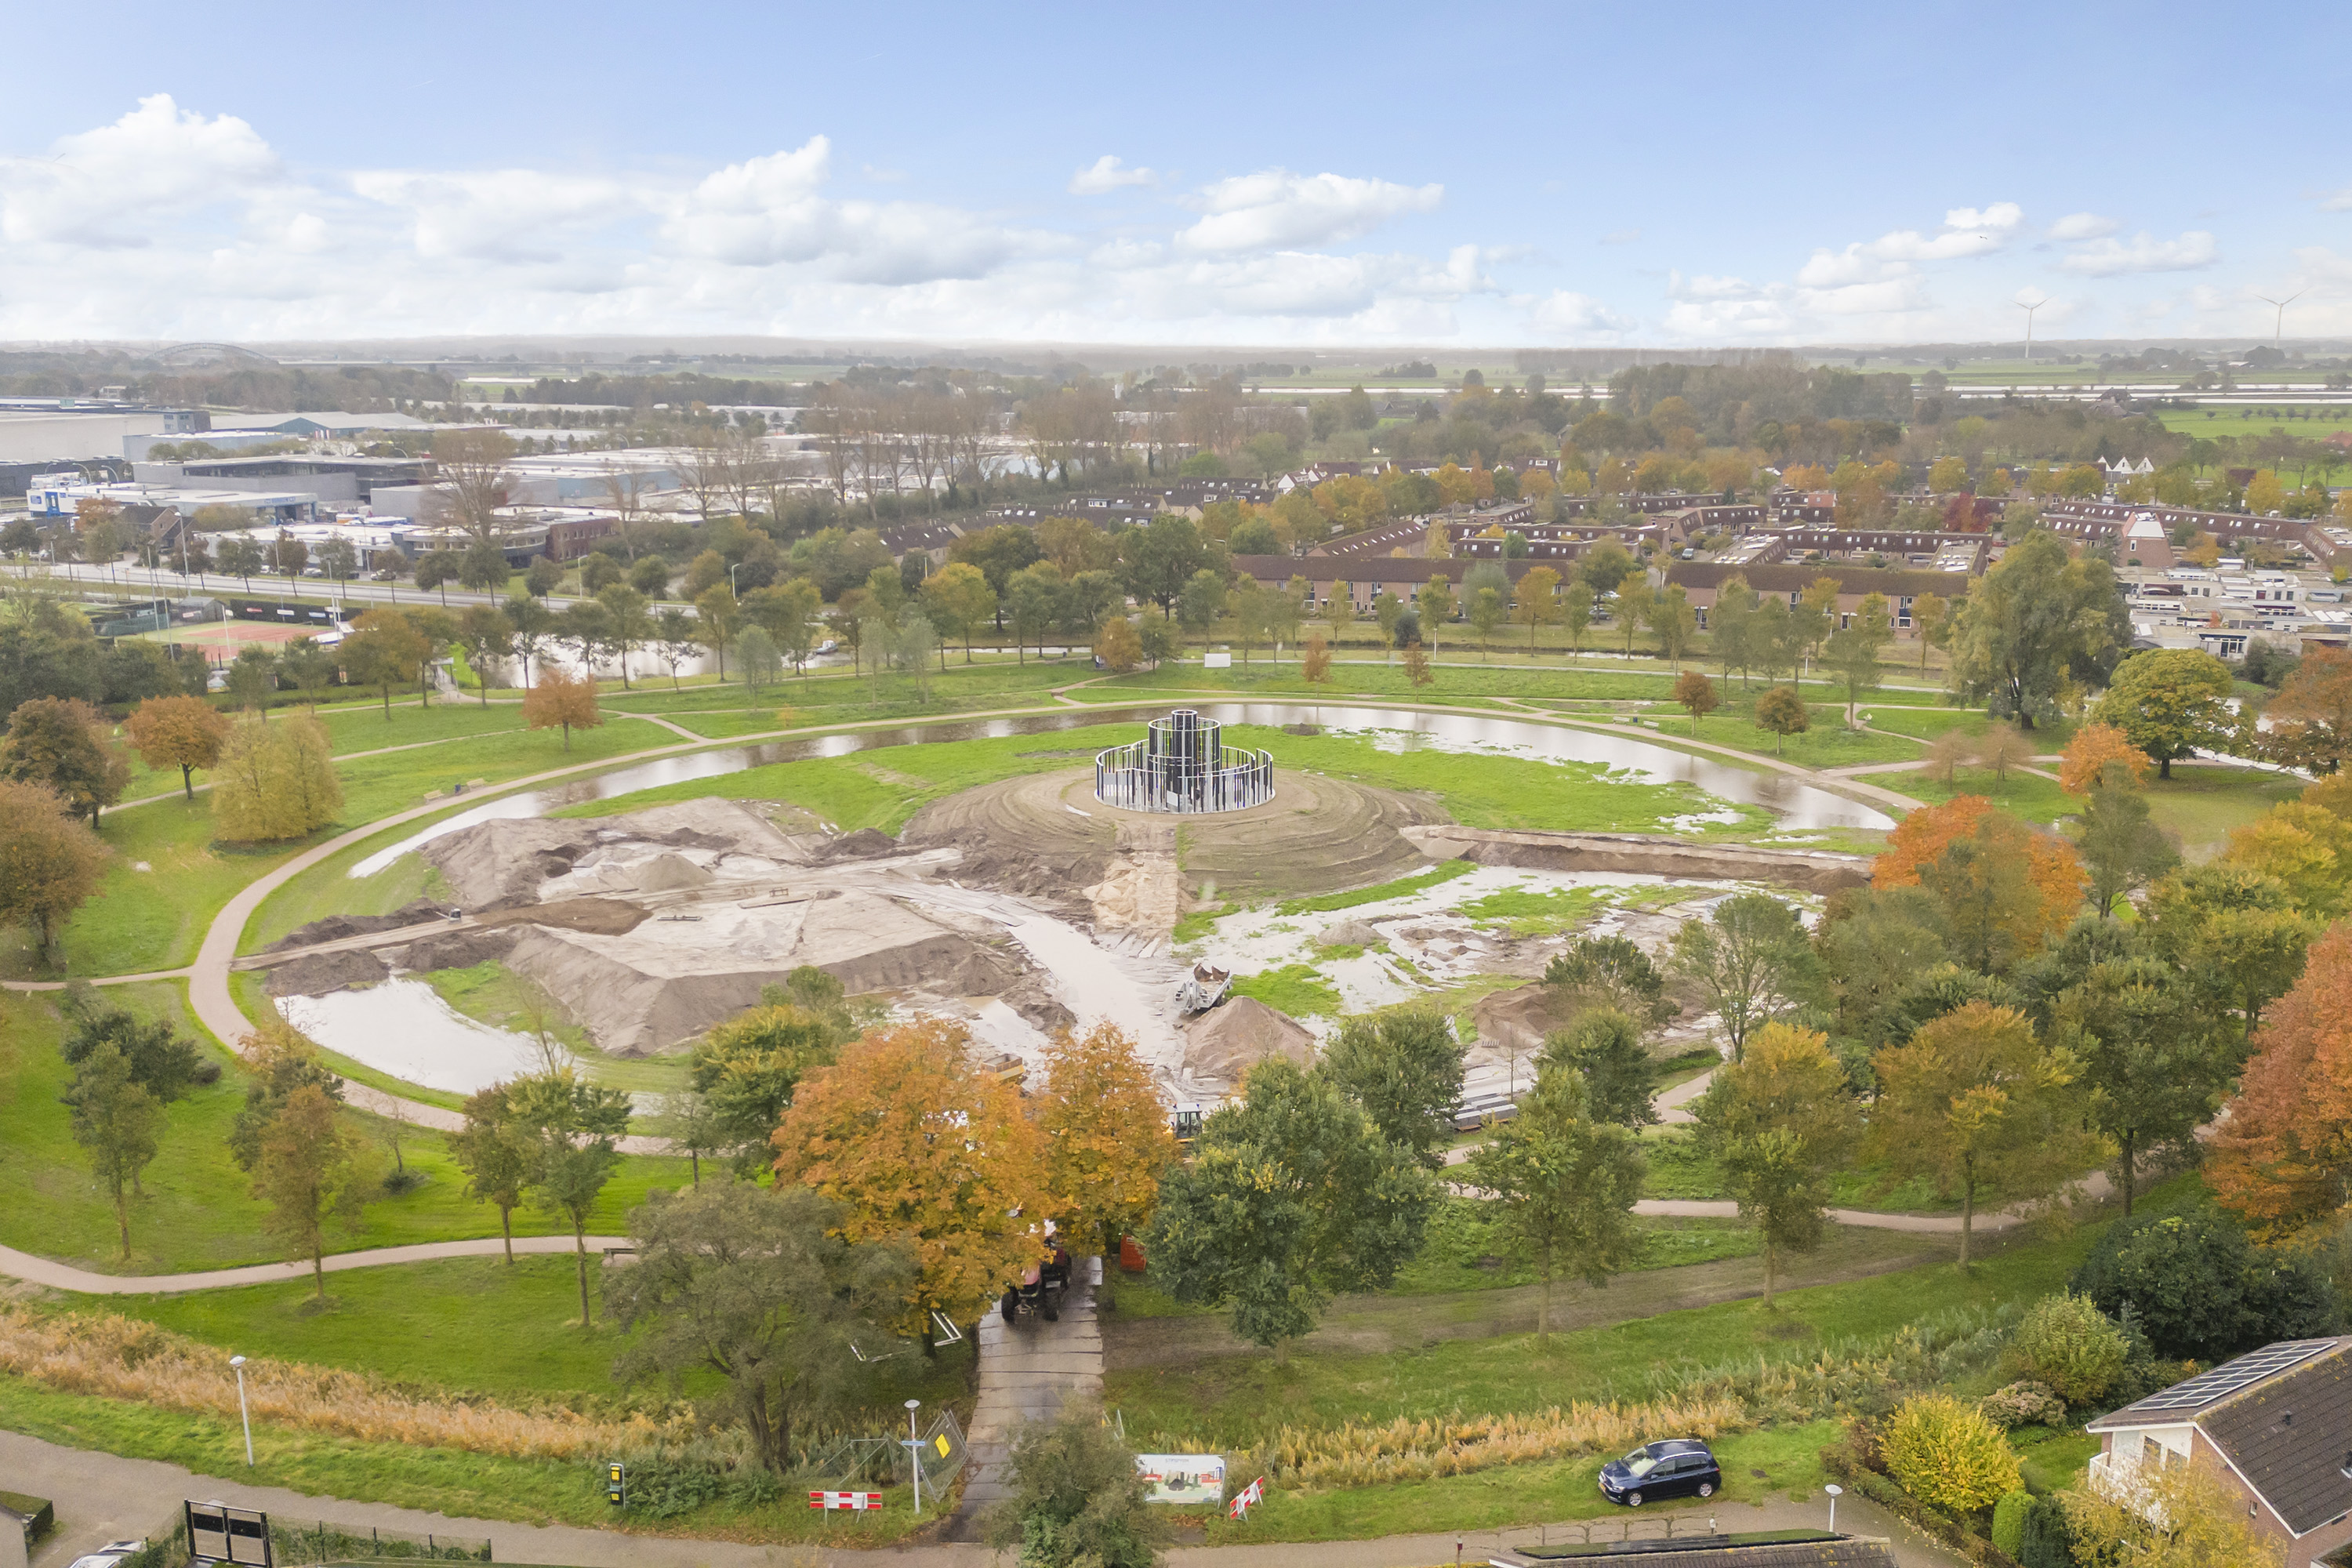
[150,617,339,655]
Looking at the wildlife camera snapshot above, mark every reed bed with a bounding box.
[1254,1393,1751,1486]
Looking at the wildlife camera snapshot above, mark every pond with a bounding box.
[278,978,568,1095]
[350,702,1890,877]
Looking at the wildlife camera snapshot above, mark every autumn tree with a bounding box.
[0,696,125,826]
[450,1082,536,1262]
[0,780,110,965]
[2056,957,2234,1215]
[1875,796,2088,962]
[210,714,342,842]
[65,1041,165,1260]
[1690,1023,1860,1304]
[1301,629,1332,685]
[1094,615,1142,673]
[1672,670,1718,735]
[1868,1000,2107,1265]
[608,1182,913,1477]
[253,1083,370,1302]
[123,694,231,800]
[2058,722,2151,796]
[2260,645,2352,774]
[1752,684,1809,754]
[342,609,430,718]
[2207,923,2352,1238]
[522,669,602,750]
[1514,565,1561,651]
[512,1067,634,1326]
[1911,590,1950,676]
[1145,1057,1436,1355]
[1401,640,1432,687]
[1319,1007,1466,1168]
[2094,649,2236,779]
[1975,720,2034,782]
[1033,1022,1178,1294]
[1465,1063,1645,1338]
[775,1018,1051,1337]
[2060,1450,2285,1568]
[1924,728,1974,783]
[1670,891,1821,1059]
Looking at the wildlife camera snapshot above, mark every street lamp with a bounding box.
[906,1399,923,1515]
[230,1355,254,1466]
[1824,1483,1843,1533]
[729,563,742,596]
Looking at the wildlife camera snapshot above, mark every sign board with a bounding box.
[1203,652,1232,669]
[187,1501,272,1566]
[1134,1453,1225,1506]
[809,1491,884,1512]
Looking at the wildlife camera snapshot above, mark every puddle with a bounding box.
[278,978,570,1094]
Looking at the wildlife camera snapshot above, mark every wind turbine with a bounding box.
[2016,293,2049,365]
[2256,289,2304,350]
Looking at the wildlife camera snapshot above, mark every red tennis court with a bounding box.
[163,619,336,652]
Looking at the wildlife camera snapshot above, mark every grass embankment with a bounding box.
[0,986,692,1274]
[1892,759,2295,853]
[1639,1127,1962,1213]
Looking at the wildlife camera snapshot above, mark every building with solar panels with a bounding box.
[2085,1336,2352,1567]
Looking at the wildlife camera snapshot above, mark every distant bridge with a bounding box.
[143,343,278,368]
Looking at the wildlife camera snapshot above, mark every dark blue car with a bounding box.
[1597,1438,1721,1507]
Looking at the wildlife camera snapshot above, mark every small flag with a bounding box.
[808,1490,884,1512]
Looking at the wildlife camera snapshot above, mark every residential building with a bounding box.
[2085,1337,2352,1568]
[1664,561,1965,633]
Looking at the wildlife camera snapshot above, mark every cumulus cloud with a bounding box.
[1069,154,1156,194]
[352,169,637,263]
[2049,212,2119,241]
[2057,230,2219,276]
[1176,169,1442,253]
[1529,290,1630,334]
[1795,201,2023,289]
[0,93,285,247]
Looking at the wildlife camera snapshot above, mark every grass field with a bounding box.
[0,986,695,1273]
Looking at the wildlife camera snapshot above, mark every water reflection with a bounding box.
[279,978,564,1094]
[350,702,1890,877]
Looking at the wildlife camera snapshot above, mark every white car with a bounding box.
[813,638,839,655]
[65,1541,145,1568]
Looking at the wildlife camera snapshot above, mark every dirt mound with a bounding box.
[633,852,713,892]
[476,898,648,937]
[1182,996,1315,1089]
[265,949,390,997]
[419,821,598,906]
[392,927,518,972]
[809,829,902,862]
[267,898,449,953]
[1318,918,1384,948]
[1405,826,1870,894]
[1471,983,1566,1065]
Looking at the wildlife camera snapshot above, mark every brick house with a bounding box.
[1663,561,1968,633]
[2084,1337,2352,1568]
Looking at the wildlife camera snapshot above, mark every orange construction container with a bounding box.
[1119,1235,1147,1273]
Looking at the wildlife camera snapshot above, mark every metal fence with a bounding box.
[270,1521,491,1564]
[1095,710,1275,815]
[902,1408,968,1495]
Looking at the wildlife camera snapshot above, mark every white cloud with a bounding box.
[1528,290,1630,334]
[0,93,284,248]
[2049,212,2119,241]
[1068,154,1156,194]
[2057,230,2219,276]
[351,169,637,263]
[1795,201,2023,290]
[1176,169,1442,253]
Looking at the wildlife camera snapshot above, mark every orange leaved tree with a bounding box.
[1033,1022,1178,1290]
[2057,720,2151,796]
[772,1018,1049,1338]
[1872,796,2086,967]
[521,670,602,750]
[123,694,233,800]
[2208,923,2352,1240]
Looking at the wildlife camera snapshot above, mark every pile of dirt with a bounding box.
[809,828,902,862]
[1318,918,1384,948]
[1182,996,1315,1089]
[267,898,450,953]
[392,927,518,972]
[1471,983,1566,1065]
[633,852,713,892]
[1405,826,1870,894]
[419,822,598,906]
[266,949,390,997]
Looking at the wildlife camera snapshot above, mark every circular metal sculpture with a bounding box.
[1095,710,1275,814]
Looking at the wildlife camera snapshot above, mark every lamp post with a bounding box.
[906,1399,923,1515]
[230,1355,254,1466]
[1824,1483,1842,1533]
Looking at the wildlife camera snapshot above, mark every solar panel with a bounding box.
[2122,1340,2340,1415]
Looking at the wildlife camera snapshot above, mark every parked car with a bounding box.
[65,1541,147,1568]
[812,638,839,655]
[1598,1438,1720,1507]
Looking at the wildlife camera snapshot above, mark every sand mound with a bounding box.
[1318,918,1384,949]
[1182,996,1315,1089]
[634,852,713,892]
[393,927,518,972]
[268,898,448,952]
[1470,983,1566,1065]
[266,949,390,997]
[809,828,904,862]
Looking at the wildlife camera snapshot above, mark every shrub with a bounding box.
[2015,1493,2074,1568]
[2006,1293,2127,1405]
[1881,1394,2023,1513]
[1979,1381,2068,1431]
[2072,1209,2340,1361]
[1991,1489,2032,1555]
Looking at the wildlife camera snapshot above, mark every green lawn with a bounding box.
[1893,767,2078,824]
[1228,964,1346,1018]
[424,962,687,1095]
[0,986,695,1273]
[1639,1127,1962,1214]
[2141,764,2303,858]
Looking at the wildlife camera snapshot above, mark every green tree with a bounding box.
[1947,529,2128,728]
[512,1069,634,1326]
[692,583,740,680]
[1543,933,1674,1026]
[252,1082,370,1302]
[1670,892,1820,1060]
[65,1042,164,1260]
[1515,565,1562,651]
[1869,1001,2107,1265]
[1561,580,1595,658]
[2092,649,2236,779]
[1118,515,1207,615]
[1467,586,1507,659]
[1319,1007,1465,1170]
[1826,593,1893,724]
[450,1081,536,1261]
[1464,1064,1646,1338]
[642,1087,724,1187]
[61,1001,204,1105]
[342,610,430,718]
[690,1004,840,1176]
[1691,1022,1858,1304]
[0,696,125,826]
[227,1018,346,1171]
[980,1401,1170,1568]
[1174,568,1226,652]
[1752,684,1810,754]
[2074,781,2178,916]
[920,561,998,662]
[1652,583,1698,671]
[2056,958,2234,1215]
[1577,538,1635,598]
[2143,866,2314,1039]
[1712,575,1759,688]
[608,1182,913,1476]
[456,605,513,706]
[1537,1007,1657,1128]
[1143,1057,1436,1356]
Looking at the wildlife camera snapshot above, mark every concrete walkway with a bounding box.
[0,1233,629,1296]
[2,1424,1964,1568]
[951,1258,1106,1537]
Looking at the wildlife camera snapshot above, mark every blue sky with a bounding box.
[6,2,2351,348]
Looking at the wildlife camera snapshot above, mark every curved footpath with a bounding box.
[0,1234,631,1297]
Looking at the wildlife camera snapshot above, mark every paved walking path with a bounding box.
[2,1425,1963,1568]
[950,1258,1106,1537]
[0,1234,630,1296]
